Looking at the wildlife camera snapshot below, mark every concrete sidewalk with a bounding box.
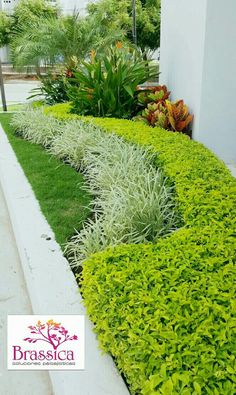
[0,182,52,395]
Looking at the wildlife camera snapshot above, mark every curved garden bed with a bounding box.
[13,104,236,394]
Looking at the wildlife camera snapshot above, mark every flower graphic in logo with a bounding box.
[23,320,78,350]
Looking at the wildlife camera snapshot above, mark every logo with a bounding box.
[8,315,84,370]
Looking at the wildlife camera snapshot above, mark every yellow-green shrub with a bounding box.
[83,226,236,395]
[45,102,236,394]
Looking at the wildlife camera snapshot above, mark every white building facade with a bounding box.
[0,0,18,12]
[0,0,90,14]
[160,0,236,163]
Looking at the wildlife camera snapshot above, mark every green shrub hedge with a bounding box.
[45,103,236,394]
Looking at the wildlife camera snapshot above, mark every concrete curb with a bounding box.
[0,124,129,395]
[226,163,236,178]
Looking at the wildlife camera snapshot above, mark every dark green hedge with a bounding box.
[46,103,236,394]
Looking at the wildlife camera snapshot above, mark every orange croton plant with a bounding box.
[165,99,193,132]
[135,85,193,134]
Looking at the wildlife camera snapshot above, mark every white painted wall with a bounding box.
[160,0,236,163]
[0,0,91,15]
[0,0,18,13]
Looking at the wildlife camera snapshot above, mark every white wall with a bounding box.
[0,0,19,13]
[0,0,90,15]
[198,0,236,162]
[160,0,236,163]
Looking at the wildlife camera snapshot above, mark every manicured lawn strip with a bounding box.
[0,113,91,246]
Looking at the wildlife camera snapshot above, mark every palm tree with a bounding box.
[10,12,126,71]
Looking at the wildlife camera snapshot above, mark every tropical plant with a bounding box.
[138,99,193,132]
[66,131,177,264]
[135,85,193,133]
[69,45,159,118]
[28,72,73,105]
[11,10,125,71]
[140,101,169,128]
[137,85,171,107]
[165,100,194,132]
[11,14,80,69]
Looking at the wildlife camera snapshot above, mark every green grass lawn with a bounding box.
[0,113,91,246]
[0,103,25,111]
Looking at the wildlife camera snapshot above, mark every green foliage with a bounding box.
[87,0,161,51]
[12,108,177,266]
[0,113,91,246]
[0,11,13,47]
[135,86,193,133]
[11,11,126,70]
[44,102,236,228]
[10,0,59,68]
[11,108,64,147]
[49,119,99,168]
[82,227,236,395]
[29,73,72,105]
[66,132,177,264]
[11,14,84,68]
[45,102,236,394]
[69,45,158,118]
[12,0,58,28]
[137,85,171,107]
[0,0,57,49]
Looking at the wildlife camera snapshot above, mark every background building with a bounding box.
[0,0,19,13]
[160,0,236,163]
[0,0,91,14]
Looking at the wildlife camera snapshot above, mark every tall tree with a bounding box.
[0,12,13,47]
[11,12,125,69]
[86,0,161,51]
[12,0,58,29]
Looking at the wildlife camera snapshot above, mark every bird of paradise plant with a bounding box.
[68,44,159,118]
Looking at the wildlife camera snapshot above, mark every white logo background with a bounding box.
[8,315,85,370]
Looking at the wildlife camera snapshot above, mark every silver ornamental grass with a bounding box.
[49,120,103,169]
[11,108,64,147]
[12,108,178,267]
[64,128,177,266]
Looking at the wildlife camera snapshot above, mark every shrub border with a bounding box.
[44,103,236,394]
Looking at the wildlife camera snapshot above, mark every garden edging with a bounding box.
[0,124,130,395]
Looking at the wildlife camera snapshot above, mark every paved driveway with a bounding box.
[1,80,40,105]
[0,182,52,395]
